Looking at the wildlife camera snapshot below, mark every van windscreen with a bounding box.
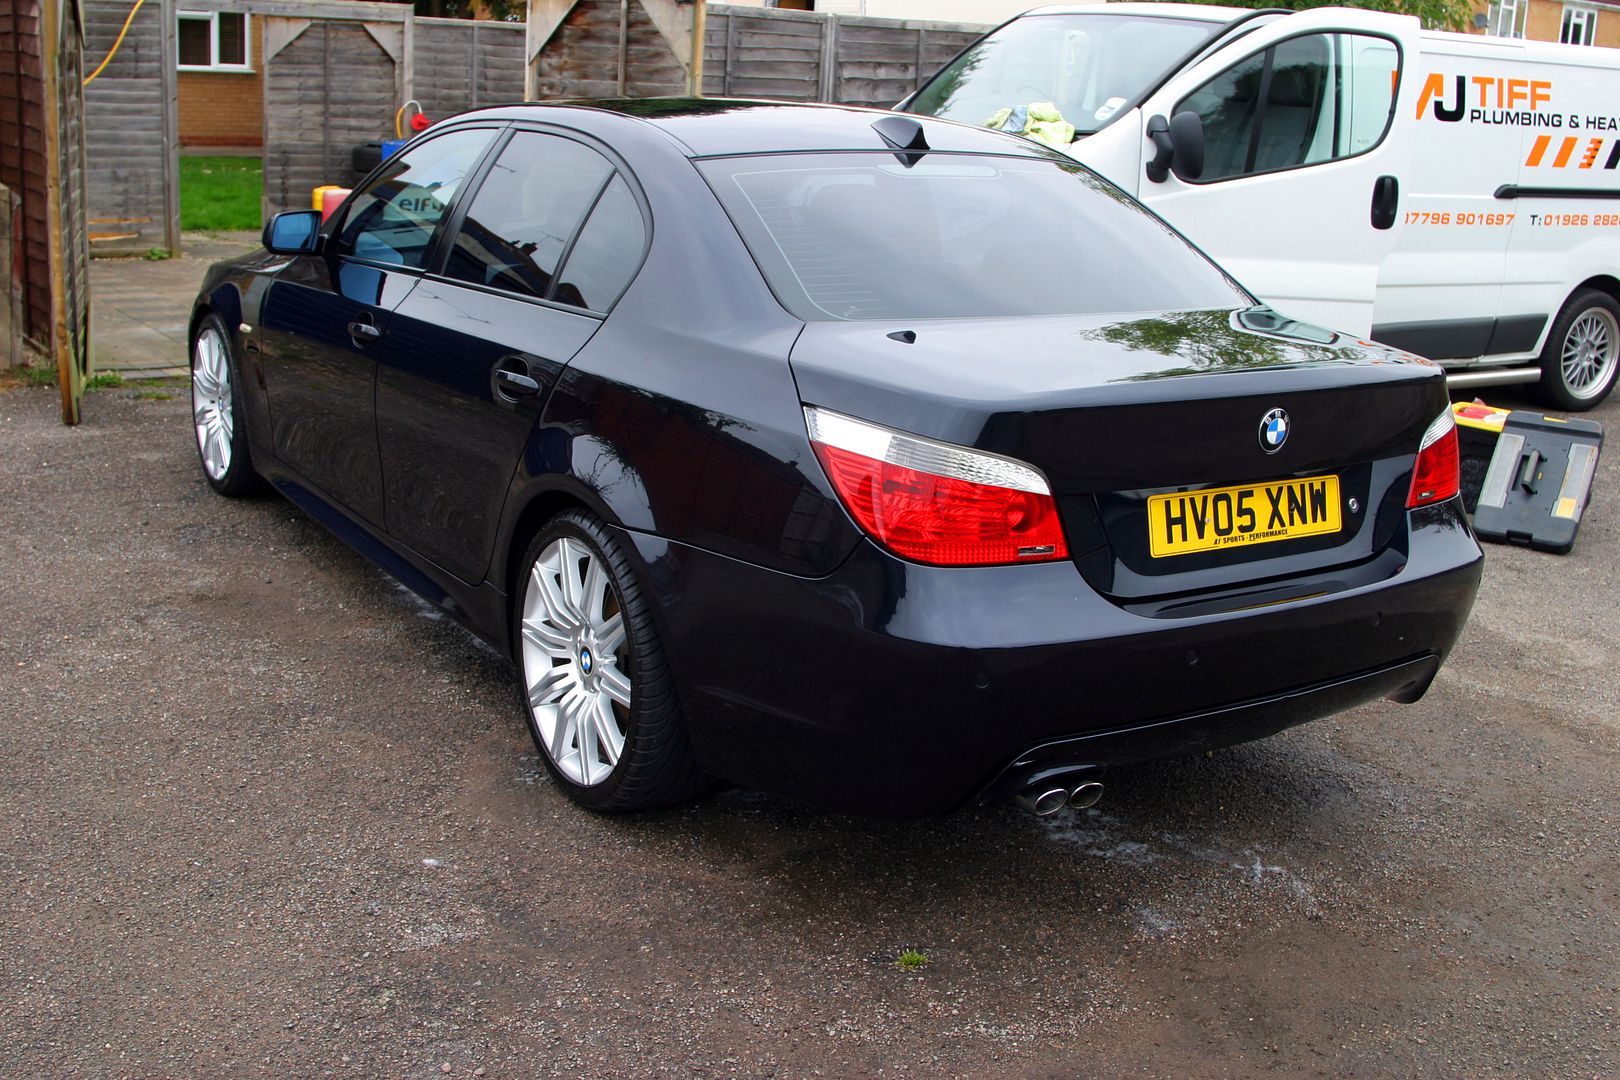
[698,152,1246,322]
[909,14,1218,137]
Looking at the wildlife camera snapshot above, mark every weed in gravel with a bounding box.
[896,949,929,971]
[85,372,125,390]
[133,390,173,401]
[19,366,56,388]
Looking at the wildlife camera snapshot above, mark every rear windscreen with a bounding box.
[698,152,1246,322]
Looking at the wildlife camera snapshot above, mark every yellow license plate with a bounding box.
[1148,475,1342,558]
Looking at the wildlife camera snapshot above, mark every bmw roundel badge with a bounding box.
[1259,408,1289,453]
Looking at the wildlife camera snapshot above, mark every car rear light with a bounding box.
[803,406,1068,567]
[1407,409,1460,508]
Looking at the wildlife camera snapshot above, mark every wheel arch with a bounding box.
[189,283,245,346]
[502,487,594,601]
[1571,274,1620,309]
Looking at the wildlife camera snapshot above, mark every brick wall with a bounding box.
[1598,9,1620,48]
[1465,0,1620,48]
[177,17,263,148]
[1526,1,1564,42]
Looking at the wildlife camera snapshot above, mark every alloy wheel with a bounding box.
[520,536,632,787]
[1560,307,1619,401]
[192,327,234,480]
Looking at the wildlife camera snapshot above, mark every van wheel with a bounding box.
[1537,290,1620,411]
[512,510,704,813]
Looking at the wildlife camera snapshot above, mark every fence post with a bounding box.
[723,12,736,98]
[818,14,837,103]
[616,0,628,97]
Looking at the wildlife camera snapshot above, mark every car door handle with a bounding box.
[494,368,541,398]
[1371,175,1399,231]
[347,318,382,346]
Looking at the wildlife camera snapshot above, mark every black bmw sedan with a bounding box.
[189,99,1482,818]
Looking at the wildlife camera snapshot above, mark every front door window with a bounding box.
[1177,33,1399,183]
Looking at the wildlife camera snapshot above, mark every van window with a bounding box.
[1177,33,1398,183]
[909,13,1221,137]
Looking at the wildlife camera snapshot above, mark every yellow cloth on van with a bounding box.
[984,102,1076,150]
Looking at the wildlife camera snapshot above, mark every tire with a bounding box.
[1536,289,1620,411]
[512,510,704,813]
[190,313,262,496]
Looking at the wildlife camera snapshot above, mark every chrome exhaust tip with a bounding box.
[1068,781,1104,809]
[1015,786,1072,816]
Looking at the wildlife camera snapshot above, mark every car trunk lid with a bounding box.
[789,308,1451,604]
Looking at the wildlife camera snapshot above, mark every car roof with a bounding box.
[448,98,1060,160]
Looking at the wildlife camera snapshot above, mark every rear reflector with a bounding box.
[1407,409,1460,508]
[804,406,1068,567]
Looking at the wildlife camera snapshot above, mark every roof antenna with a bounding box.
[871,115,929,168]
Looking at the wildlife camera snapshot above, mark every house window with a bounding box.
[1560,5,1597,45]
[178,11,251,72]
[1486,0,1527,38]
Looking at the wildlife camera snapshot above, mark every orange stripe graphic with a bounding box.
[1580,138,1603,168]
[1552,136,1578,168]
[1526,134,1552,166]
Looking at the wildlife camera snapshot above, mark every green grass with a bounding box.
[180,156,263,232]
[85,372,125,390]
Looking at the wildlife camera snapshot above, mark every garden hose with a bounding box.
[84,0,147,86]
[395,100,424,140]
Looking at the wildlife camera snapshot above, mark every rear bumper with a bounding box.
[623,502,1483,817]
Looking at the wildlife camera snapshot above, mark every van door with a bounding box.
[1131,11,1419,336]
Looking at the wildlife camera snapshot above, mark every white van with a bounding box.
[903,3,1620,409]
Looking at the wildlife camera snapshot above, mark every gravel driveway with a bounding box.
[2,381,1615,1078]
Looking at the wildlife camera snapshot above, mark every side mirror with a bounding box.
[263,210,322,255]
[1144,111,1205,184]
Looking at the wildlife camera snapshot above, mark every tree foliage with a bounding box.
[1181,0,1474,32]
[384,0,527,23]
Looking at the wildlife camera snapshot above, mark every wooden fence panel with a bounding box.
[412,17,526,121]
[532,0,684,101]
[533,4,986,107]
[698,5,984,108]
[262,18,398,218]
[710,8,822,101]
[624,0,684,96]
[830,20,921,108]
[83,0,179,256]
[533,0,624,100]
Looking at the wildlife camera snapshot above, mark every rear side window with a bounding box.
[698,152,1243,321]
[444,131,616,299]
[552,175,645,312]
[334,128,496,268]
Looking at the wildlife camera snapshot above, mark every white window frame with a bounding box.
[1486,0,1528,39]
[1560,4,1598,45]
[177,10,253,73]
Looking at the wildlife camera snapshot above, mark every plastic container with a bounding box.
[311,184,343,211]
[318,187,352,222]
[381,138,409,160]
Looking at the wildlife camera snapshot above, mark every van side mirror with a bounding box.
[1145,111,1205,184]
[263,210,322,255]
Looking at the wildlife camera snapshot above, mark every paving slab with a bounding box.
[91,231,258,379]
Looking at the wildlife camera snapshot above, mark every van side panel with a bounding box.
[1373,32,1620,363]
[1371,36,1517,360]
[1497,40,1620,358]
